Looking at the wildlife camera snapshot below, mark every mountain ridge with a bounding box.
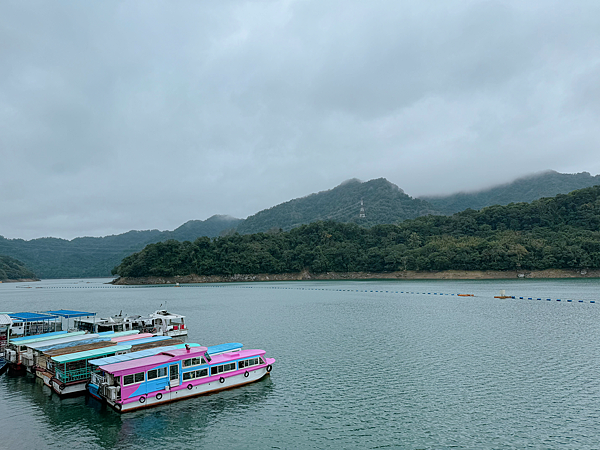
[2,170,599,279]
[420,170,600,214]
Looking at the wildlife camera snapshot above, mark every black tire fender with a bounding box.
[139,396,146,404]
[219,377,225,384]
[187,384,193,390]
[156,393,163,400]
[266,364,272,373]
[244,371,249,378]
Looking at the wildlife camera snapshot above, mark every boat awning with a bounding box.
[44,310,96,318]
[9,312,58,322]
[51,344,133,364]
[10,331,68,343]
[28,334,102,351]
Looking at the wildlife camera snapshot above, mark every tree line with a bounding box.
[112,186,600,278]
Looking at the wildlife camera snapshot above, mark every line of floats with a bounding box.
[19,283,599,304]
[0,309,275,413]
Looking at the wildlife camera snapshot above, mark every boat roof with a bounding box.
[100,346,208,375]
[9,312,58,322]
[52,344,133,364]
[10,331,68,342]
[12,331,85,346]
[129,336,172,346]
[90,343,202,366]
[43,310,96,318]
[207,349,266,365]
[151,310,185,319]
[27,334,102,350]
[110,332,151,343]
[204,342,243,356]
[106,330,139,338]
[45,341,116,357]
[89,342,242,367]
[34,337,114,352]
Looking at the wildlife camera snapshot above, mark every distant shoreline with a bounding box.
[0,278,40,283]
[111,269,600,285]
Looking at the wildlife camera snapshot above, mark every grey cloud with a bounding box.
[1,0,600,240]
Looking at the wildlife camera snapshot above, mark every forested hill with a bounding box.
[0,255,37,281]
[112,185,600,278]
[236,178,436,234]
[0,215,240,279]
[421,170,600,214]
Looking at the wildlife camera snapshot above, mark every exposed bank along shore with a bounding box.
[112,269,600,285]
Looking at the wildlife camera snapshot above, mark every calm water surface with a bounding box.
[1,278,600,449]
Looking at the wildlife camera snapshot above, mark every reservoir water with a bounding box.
[1,278,599,449]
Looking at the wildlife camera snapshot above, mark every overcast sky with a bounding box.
[2,1,600,240]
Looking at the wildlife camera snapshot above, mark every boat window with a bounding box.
[238,357,260,369]
[210,362,236,376]
[183,357,205,367]
[148,367,168,380]
[123,372,145,385]
[183,368,209,381]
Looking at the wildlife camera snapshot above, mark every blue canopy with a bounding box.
[44,310,96,318]
[9,312,58,322]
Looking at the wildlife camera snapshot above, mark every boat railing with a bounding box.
[55,366,93,383]
[90,372,106,386]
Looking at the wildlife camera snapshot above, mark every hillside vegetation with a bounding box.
[0,255,37,281]
[236,178,436,234]
[113,185,600,278]
[0,215,240,279]
[422,170,600,214]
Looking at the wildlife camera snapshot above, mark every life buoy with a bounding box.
[156,393,162,400]
[139,396,146,404]
[187,384,193,390]
[266,365,272,373]
[59,383,66,391]
[219,377,225,384]
[244,371,249,378]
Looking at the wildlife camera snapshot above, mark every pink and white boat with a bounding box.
[94,344,275,412]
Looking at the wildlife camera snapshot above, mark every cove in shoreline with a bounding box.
[111,269,600,285]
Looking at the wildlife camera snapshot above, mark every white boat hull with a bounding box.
[109,366,270,412]
[51,379,87,396]
[164,329,188,338]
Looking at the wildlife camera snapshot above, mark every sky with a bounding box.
[1,1,600,240]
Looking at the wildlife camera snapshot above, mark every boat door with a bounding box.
[169,364,180,387]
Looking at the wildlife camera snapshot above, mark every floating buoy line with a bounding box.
[16,283,598,303]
